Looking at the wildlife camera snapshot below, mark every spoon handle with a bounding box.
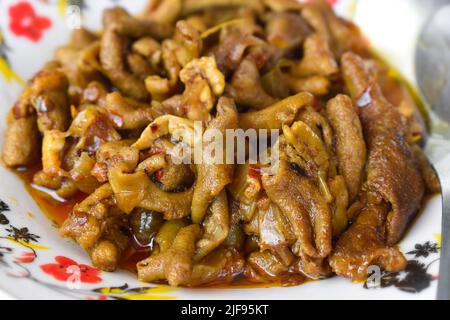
[435,154,450,300]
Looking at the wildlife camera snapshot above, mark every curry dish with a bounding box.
[2,0,441,287]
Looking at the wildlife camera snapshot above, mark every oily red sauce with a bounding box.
[17,165,87,226]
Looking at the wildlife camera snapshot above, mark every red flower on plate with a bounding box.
[40,256,102,283]
[8,1,52,42]
[15,252,36,263]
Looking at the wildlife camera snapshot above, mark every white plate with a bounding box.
[0,0,443,300]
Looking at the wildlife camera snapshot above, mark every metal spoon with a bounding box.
[415,1,450,300]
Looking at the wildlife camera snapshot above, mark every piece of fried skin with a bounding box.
[247,250,289,279]
[80,81,109,108]
[226,55,277,110]
[296,253,332,279]
[295,33,338,78]
[90,239,120,272]
[41,129,68,176]
[155,219,188,252]
[173,20,203,66]
[137,224,202,285]
[213,25,266,75]
[55,29,101,88]
[179,56,225,121]
[157,159,196,192]
[318,1,367,57]
[127,53,155,80]
[182,0,265,16]
[301,3,331,46]
[239,92,313,130]
[105,92,156,130]
[102,7,172,40]
[191,97,238,224]
[263,0,304,12]
[137,220,187,283]
[2,115,40,167]
[265,12,310,51]
[139,179,194,220]
[194,190,230,261]
[132,115,196,151]
[100,28,149,101]
[256,197,297,266]
[262,160,332,259]
[296,106,334,149]
[189,247,245,286]
[70,152,101,194]
[329,202,407,281]
[181,77,216,122]
[341,52,424,245]
[180,56,225,97]
[60,183,114,250]
[165,224,203,286]
[286,74,331,96]
[30,64,71,133]
[328,175,349,237]
[326,94,366,201]
[140,0,182,25]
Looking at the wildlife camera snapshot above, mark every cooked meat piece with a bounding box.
[286,75,331,96]
[90,239,120,272]
[227,56,277,110]
[127,53,155,80]
[41,129,67,177]
[214,26,266,75]
[2,115,40,167]
[55,29,102,88]
[100,28,149,101]
[182,0,264,16]
[141,0,182,25]
[140,179,194,220]
[239,92,313,130]
[70,152,101,194]
[189,247,245,286]
[191,97,238,223]
[137,224,202,286]
[105,92,156,130]
[326,94,366,200]
[80,81,109,107]
[301,2,367,58]
[295,33,338,77]
[173,20,203,66]
[30,65,70,132]
[155,219,188,252]
[329,175,349,237]
[262,160,332,259]
[263,0,303,12]
[265,12,310,50]
[296,254,332,279]
[67,28,98,49]
[103,7,172,40]
[247,250,289,279]
[195,190,230,261]
[342,52,425,245]
[329,202,407,281]
[60,184,114,249]
[256,197,296,266]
